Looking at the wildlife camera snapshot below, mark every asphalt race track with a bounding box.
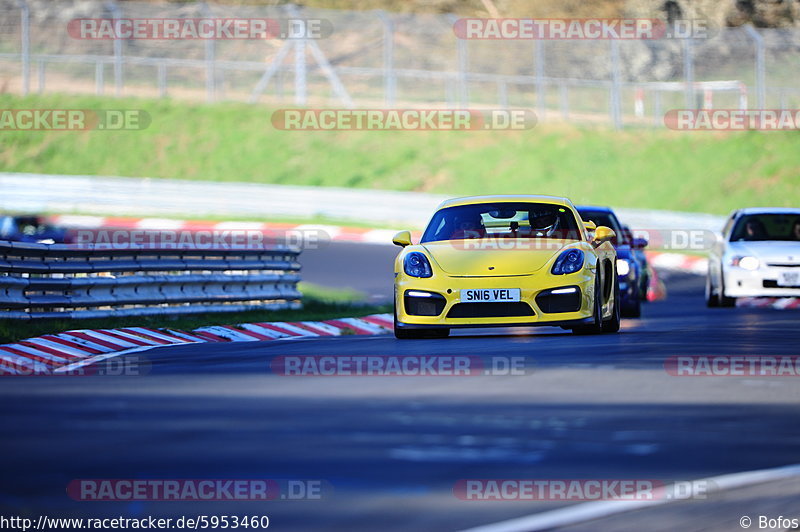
[1,244,799,532]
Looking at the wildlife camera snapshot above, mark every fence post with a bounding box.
[16,0,29,95]
[497,80,507,108]
[202,3,215,103]
[449,14,468,107]
[37,59,44,93]
[682,38,694,108]
[105,1,123,97]
[377,11,396,107]
[743,25,765,109]
[157,61,167,98]
[610,39,622,129]
[95,60,104,95]
[535,40,545,119]
[653,90,662,126]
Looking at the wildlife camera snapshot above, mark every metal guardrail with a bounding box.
[0,172,726,233]
[0,240,302,319]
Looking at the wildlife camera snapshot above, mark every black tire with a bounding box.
[621,296,641,318]
[395,327,449,339]
[705,274,719,308]
[395,326,423,339]
[717,270,736,308]
[603,276,621,333]
[639,273,650,302]
[572,275,604,335]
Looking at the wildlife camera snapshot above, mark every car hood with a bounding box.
[727,241,800,264]
[422,239,577,276]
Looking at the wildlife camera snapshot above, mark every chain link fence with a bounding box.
[1,0,799,128]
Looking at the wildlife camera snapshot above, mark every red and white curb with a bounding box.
[736,297,800,310]
[645,251,708,275]
[0,313,393,376]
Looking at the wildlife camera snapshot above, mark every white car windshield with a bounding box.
[730,214,800,242]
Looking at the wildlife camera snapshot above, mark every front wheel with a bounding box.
[705,275,719,308]
[717,270,737,308]
[602,276,621,333]
[622,283,642,318]
[572,276,604,335]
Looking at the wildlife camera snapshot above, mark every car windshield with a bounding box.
[577,209,627,245]
[421,202,582,243]
[730,213,800,242]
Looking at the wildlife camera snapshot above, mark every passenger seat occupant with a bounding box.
[450,218,484,240]
[792,220,800,241]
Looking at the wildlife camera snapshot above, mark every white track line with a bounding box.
[459,463,800,532]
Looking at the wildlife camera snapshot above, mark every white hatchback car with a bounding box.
[707,208,800,307]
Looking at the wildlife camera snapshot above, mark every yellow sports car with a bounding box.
[392,195,620,339]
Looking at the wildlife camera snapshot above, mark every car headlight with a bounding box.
[616,258,631,277]
[731,256,760,271]
[404,252,433,278]
[552,249,584,275]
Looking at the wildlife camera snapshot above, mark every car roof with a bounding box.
[736,207,800,216]
[436,195,575,210]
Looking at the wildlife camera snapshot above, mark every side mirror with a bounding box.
[594,226,616,246]
[392,230,412,247]
[632,237,648,249]
[582,221,597,232]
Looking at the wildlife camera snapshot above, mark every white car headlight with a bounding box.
[731,256,760,271]
[616,259,631,276]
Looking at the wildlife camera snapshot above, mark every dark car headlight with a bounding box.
[404,252,433,278]
[551,249,584,275]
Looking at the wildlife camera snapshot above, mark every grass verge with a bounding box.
[1,93,799,216]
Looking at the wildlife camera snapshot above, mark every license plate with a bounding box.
[778,271,800,287]
[460,288,520,302]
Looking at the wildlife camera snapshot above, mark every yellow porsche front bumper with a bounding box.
[395,268,596,329]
